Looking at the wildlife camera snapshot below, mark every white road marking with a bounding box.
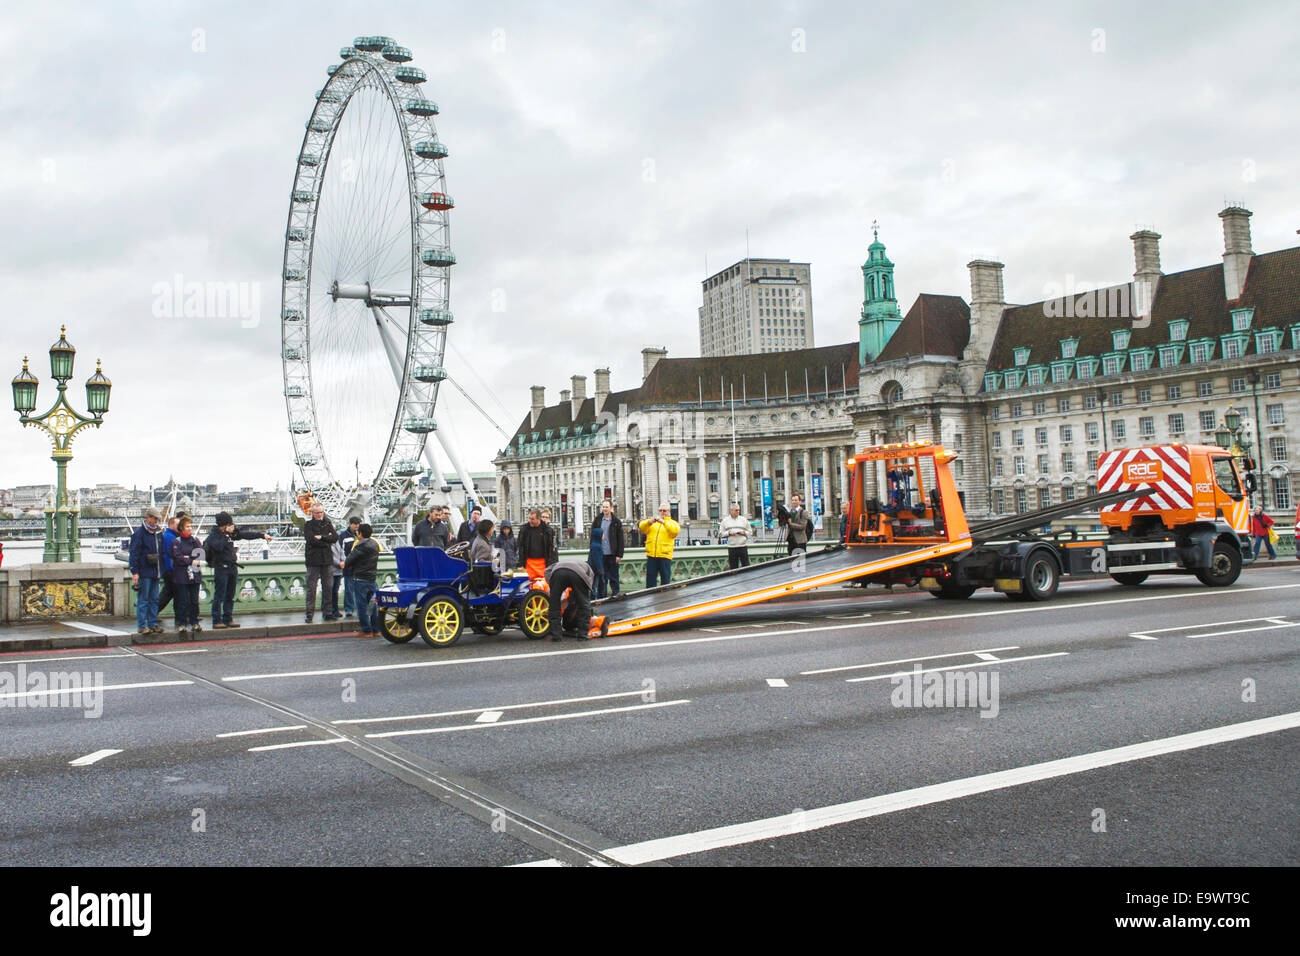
[145,649,210,656]
[60,621,131,637]
[220,583,1300,684]
[216,725,308,738]
[1130,616,1299,641]
[766,678,788,688]
[973,652,1001,661]
[476,711,504,723]
[802,646,1021,676]
[0,652,133,665]
[510,859,566,867]
[333,690,647,725]
[1187,622,1299,640]
[600,711,1300,865]
[0,680,192,702]
[248,737,348,752]
[367,699,690,738]
[69,749,122,767]
[844,652,1068,683]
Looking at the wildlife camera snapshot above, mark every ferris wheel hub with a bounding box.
[329,281,411,308]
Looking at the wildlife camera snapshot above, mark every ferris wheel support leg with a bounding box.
[372,309,464,527]
[433,428,495,523]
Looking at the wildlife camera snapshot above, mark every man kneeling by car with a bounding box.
[544,559,594,641]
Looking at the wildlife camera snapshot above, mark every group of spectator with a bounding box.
[129,508,271,638]
[301,505,381,635]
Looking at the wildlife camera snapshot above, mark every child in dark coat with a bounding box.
[587,526,607,599]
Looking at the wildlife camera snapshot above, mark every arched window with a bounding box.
[882,381,904,405]
[868,275,878,299]
[883,276,892,299]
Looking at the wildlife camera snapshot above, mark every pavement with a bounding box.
[1,559,1294,654]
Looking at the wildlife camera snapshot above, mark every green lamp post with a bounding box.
[11,326,112,562]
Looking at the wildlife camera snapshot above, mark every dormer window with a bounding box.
[1013,347,1030,367]
[1231,308,1254,332]
[1060,338,1078,359]
[1112,329,1130,350]
[1168,318,1189,342]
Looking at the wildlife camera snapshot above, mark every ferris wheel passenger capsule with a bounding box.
[382,45,412,62]
[419,192,454,211]
[405,98,438,116]
[394,66,426,84]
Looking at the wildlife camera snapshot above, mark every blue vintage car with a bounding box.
[375,542,552,647]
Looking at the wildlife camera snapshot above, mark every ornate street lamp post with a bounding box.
[1214,404,1256,505]
[11,326,112,562]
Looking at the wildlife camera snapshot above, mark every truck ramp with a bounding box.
[600,539,970,636]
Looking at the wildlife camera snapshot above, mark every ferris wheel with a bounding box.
[280,36,487,521]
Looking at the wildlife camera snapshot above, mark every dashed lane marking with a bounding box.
[0,680,192,703]
[801,646,1020,676]
[475,711,504,723]
[366,699,690,739]
[216,725,308,738]
[332,689,647,725]
[843,652,1068,683]
[766,679,788,688]
[248,737,348,753]
[69,749,122,767]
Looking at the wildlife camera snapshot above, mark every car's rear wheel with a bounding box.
[378,609,416,644]
[418,597,464,647]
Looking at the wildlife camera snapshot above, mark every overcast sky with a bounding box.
[2,0,1296,494]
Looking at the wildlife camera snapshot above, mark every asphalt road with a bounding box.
[2,567,1296,866]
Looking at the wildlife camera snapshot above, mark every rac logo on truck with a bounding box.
[1124,460,1163,482]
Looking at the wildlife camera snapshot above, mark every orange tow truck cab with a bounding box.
[1097,444,1252,535]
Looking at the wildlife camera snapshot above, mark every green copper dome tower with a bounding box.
[859,221,903,364]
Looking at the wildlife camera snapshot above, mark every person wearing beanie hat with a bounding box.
[203,512,272,629]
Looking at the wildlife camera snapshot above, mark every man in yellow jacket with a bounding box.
[639,504,681,589]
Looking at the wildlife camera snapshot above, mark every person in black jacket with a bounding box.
[340,516,361,617]
[302,504,338,624]
[170,515,205,637]
[517,509,553,579]
[591,499,625,597]
[204,511,271,630]
[412,505,451,548]
[456,507,483,544]
[344,522,381,636]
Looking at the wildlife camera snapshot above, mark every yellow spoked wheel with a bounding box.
[378,609,416,644]
[418,597,464,647]
[520,592,552,640]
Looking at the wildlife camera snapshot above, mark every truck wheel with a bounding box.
[931,584,977,600]
[1195,540,1242,587]
[417,597,464,647]
[378,609,416,644]
[1109,572,1148,587]
[1019,552,1059,601]
[519,592,552,639]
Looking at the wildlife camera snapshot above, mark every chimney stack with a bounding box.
[570,375,587,419]
[642,346,668,381]
[965,259,1005,367]
[593,367,611,412]
[559,388,571,408]
[1219,205,1253,301]
[529,385,545,428]
[1130,229,1162,320]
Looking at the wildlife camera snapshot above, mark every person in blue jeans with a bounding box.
[586,526,607,598]
[344,522,381,636]
[203,511,272,629]
[128,507,166,634]
[340,516,361,616]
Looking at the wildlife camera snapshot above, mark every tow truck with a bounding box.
[911,443,1255,600]
[595,440,1255,635]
